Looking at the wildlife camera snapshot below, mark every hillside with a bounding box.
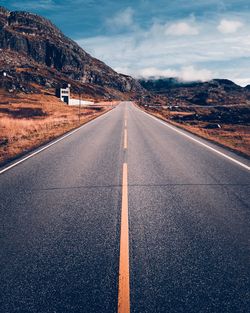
[139,78,250,106]
[0,6,147,100]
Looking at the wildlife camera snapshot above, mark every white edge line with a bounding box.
[139,107,250,171]
[0,109,114,175]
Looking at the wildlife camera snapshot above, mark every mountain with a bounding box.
[139,77,250,106]
[0,6,146,99]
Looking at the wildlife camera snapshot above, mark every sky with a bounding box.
[1,0,250,85]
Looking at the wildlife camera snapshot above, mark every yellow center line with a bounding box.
[118,163,130,313]
[124,129,128,149]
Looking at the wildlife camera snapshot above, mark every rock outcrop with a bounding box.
[0,6,146,99]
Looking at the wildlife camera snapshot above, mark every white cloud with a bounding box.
[217,19,243,34]
[117,65,212,82]
[106,7,135,30]
[179,66,212,81]
[233,78,250,87]
[117,67,178,78]
[136,67,178,78]
[77,16,250,85]
[165,21,199,36]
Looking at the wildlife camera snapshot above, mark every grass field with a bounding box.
[0,90,116,165]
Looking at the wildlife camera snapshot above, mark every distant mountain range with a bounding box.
[1,6,250,106]
[0,6,147,100]
[139,78,250,106]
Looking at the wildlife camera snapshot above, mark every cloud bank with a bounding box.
[115,66,212,82]
[77,8,250,85]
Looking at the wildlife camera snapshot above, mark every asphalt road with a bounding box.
[0,102,249,313]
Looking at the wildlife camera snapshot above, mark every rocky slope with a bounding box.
[139,77,250,106]
[0,6,146,99]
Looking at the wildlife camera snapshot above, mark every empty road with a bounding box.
[0,102,249,313]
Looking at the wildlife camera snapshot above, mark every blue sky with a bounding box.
[2,0,250,85]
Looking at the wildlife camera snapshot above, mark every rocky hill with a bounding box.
[0,6,147,99]
[139,77,250,106]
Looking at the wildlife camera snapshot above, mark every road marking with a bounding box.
[118,163,130,313]
[124,129,128,149]
[125,120,127,127]
[0,109,114,175]
[140,108,250,171]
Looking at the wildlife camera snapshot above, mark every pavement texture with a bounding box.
[0,102,249,313]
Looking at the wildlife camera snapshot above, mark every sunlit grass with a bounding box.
[0,91,114,164]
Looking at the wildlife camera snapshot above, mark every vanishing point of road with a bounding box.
[0,102,249,313]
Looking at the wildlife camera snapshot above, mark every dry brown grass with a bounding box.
[0,90,114,165]
[173,123,250,156]
[140,106,250,157]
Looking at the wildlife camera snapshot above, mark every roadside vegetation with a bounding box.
[0,89,116,165]
[142,105,250,157]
